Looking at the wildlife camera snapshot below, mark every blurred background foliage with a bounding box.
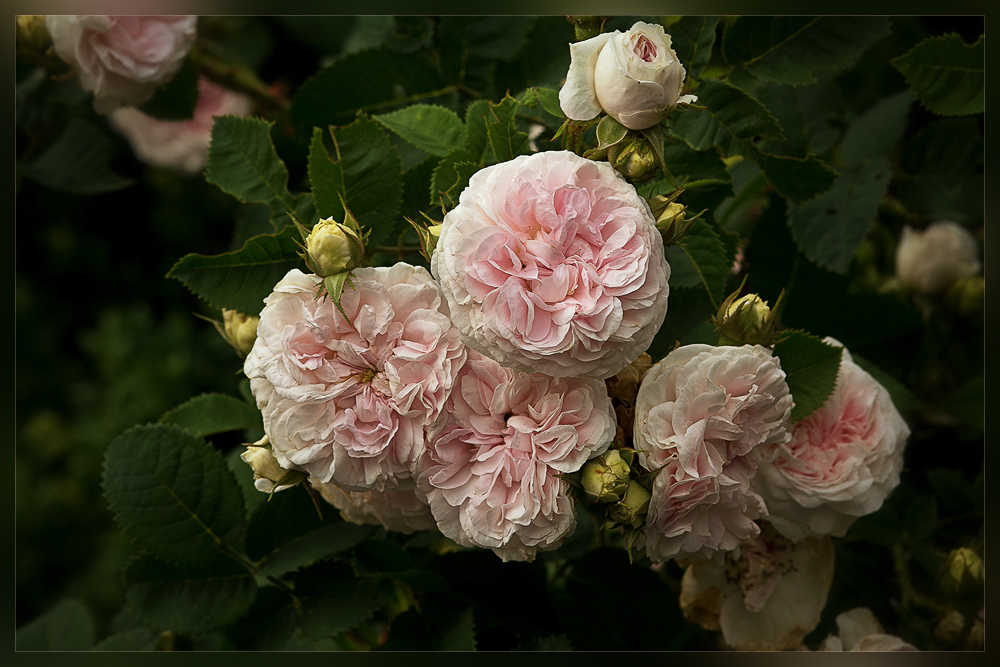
[16,15,983,650]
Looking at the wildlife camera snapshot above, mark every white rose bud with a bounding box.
[305,217,365,277]
[559,21,697,131]
[222,309,259,356]
[895,221,981,294]
[240,439,304,494]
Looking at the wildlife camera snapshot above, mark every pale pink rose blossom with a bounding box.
[108,76,252,174]
[634,344,793,562]
[310,478,437,534]
[415,351,616,562]
[817,607,918,651]
[46,15,197,114]
[244,265,466,492]
[895,221,981,294]
[431,151,670,380]
[754,339,909,542]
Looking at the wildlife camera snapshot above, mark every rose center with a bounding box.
[634,35,657,62]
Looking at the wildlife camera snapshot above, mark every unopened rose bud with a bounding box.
[222,309,259,356]
[726,294,770,328]
[896,221,981,294]
[305,217,365,277]
[608,135,659,182]
[610,479,651,528]
[241,437,305,494]
[714,290,781,346]
[648,191,695,246]
[940,547,984,598]
[581,450,631,503]
[406,217,442,263]
[16,15,52,55]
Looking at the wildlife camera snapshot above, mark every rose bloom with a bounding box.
[45,15,197,114]
[244,265,466,492]
[753,340,909,542]
[895,221,981,294]
[310,478,437,535]
[431,150,669,380]
[559,21,697,130]
[680,523,835,651]
[414,351,616,562]
[634,344,793,562]
[108,76,252,174]
[817,607,917,652]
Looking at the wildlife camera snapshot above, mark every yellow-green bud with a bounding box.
[222,309,259,356]
[947,275,985,316]
[581,450,631,503]
[714,289,782,346]
[725,294,770,329]
[16,15,52,55]
[608,136,659,182]
[305,217,365,277]
[609,480,651,528]
[241,437,305,494]
[940,547,984,598]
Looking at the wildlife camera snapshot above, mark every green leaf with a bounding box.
[290,48,444,131]
[840,90,913,167]
[92,629,159,651]
[753,75,845,158]
[167,223,303,315]
[257,521,374,578]
[846,503,905,546]
[441,608,477,651]
[464,99,494,164]
[353,538,416,578]
[486,94,531,162]
[160,393,263,437]
[227,447,265,517]
[757,152,836,203]
[245,484,326,561]
[901,117,983,176]
[905,496,939,543]
[103,424,247,567]
[675,218,730,309]
[533,86,565,118]
[946,373,984,434]
[431,150,480,211]
[927,468,980,512]
[670,16,719,80]
[400,158,436,222]
[205,116,300,225]
[295,561,385,639]
[124,555,257,635]
[772,330,843,422]
[722,16,891,85]
[786,158,891,273]
[596,115,629,149]
[375,104,467,157]
[16,599,95,650]
[18,118,133,195]
[309,116,403,248]
[138,55,200,121]
[892,33,984,116]
[670,79,784,157]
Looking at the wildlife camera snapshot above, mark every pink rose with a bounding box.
[108,76,252,174]
[46,15,197,114]
[753,340,909,541]
[634,344,793,562]
[310,478,437,534]
[431,151,670,380]
[415,351,616,561]
[244,265,467,492]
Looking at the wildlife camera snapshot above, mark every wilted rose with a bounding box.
[895,221,981,294]
[431,150,670,380]
[108,76,251,174]
[244,265,466,492]
[753,340,909,542]
[559,21,697,130]
[634,344,793,562]
[415,351,616,562]
[45,15,197,114]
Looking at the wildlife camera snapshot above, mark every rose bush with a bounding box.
[634,344,793,562]
[45,15,197,114]
[431,150,669,380]
[559,20,697,130]
[753,339,909,542]
[895,221,981,294]
[414,351,616,562]
[107,76,251,174]
[244,265,466,492]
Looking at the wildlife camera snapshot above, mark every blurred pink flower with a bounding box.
[634,344,793,561]
[310,478,437,534]
[244,265,466,492]
[46,15,197,113]
[415,351,616,561]
[431,151,669,380]
[108,76,252,174]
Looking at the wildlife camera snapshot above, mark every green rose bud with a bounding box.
[609,479,651,528]
[581,450,631,503]
[222,309,259,356]
[940,547,984,598]
[713,287,784,347]
[608,135,659,182]
[305,217,365,277]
